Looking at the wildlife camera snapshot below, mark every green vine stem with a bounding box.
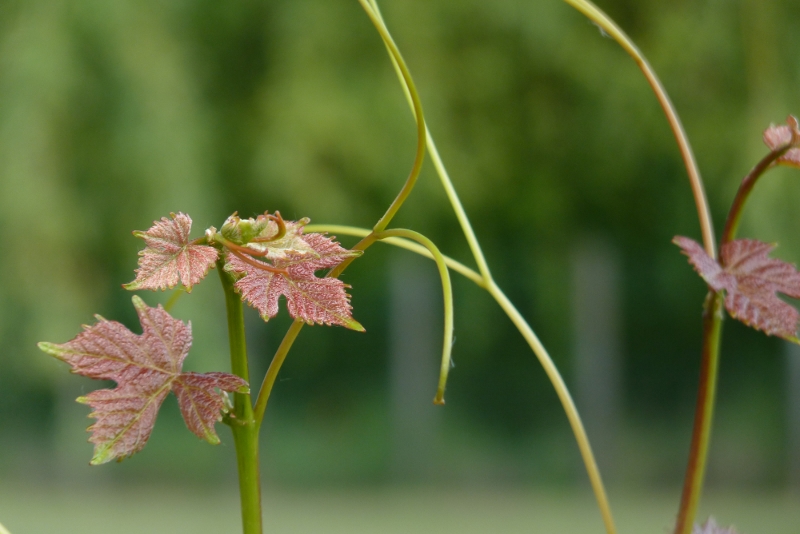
[307,223,617,534]
[674,292,723,534]
[366,0,493,283]
[321,0,427,280]
[674,141,794,534]
[364,3,616,531]
[485,278,616,534]
[375,228,454,404]
[562,0,716,259]
[217,261,263,534]
[357,0,426,236]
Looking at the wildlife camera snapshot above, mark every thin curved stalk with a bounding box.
[375,228,454,404]
[325,0,428,279]
[366,0,493,283]
[309,222,617,534]
[487,279,616,534]
[357,0,426,235]
[253,319,304,428]
[721,144,792,246]
[562,0,716,259]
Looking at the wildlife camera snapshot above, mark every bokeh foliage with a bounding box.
[1,0,798,487]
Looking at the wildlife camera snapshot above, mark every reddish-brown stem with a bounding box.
[222,239,271,258]
[674,292,723,534]
[675,142,792,532]
[228,249,287,275]
[720,144,792,247]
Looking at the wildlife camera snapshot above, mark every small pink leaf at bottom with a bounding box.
[172,372,249,444]
[38,296,249,464]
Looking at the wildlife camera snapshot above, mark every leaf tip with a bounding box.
[202,432,221,446]
[131,294,147,311]
[37,341,56,355]
[347,319,366,332]
[89,445,115,466]
[122,280,140,291]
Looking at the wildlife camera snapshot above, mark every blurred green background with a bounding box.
[2,0,800,532]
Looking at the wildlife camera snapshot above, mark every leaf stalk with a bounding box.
[720,144,793,247]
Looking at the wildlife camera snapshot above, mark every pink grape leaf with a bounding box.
[763,115,800,168]
[224,231,364,331]
[37,296,248,465]
[693,517,739,534]
[674,236,800,342]
[125,212,219,292]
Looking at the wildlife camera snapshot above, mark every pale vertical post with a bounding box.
[389,251,440,480]
[571,236,623,479]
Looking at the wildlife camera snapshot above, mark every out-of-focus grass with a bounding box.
[1,484,798,533]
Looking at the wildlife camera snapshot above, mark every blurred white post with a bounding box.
[571,236,623,479]
[787,341,800,491]
[389,252,440,481]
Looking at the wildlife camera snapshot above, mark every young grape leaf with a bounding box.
[693,517,739,534]
[763,115,800,168]
[37,296,248,465]
[225,231,364,331]
[220,212,319,260]
[125,212,219,292]
[674,236,800,342]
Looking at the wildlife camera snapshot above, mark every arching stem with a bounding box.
[562,0,716,259]
[375,228,454,404]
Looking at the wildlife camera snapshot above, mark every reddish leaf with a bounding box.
[125,212,219,292]
[763,115,800,168]
[693,517,739,534]
[38,296,248,464]
[674,236,800,341]
[224,224,364,331]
